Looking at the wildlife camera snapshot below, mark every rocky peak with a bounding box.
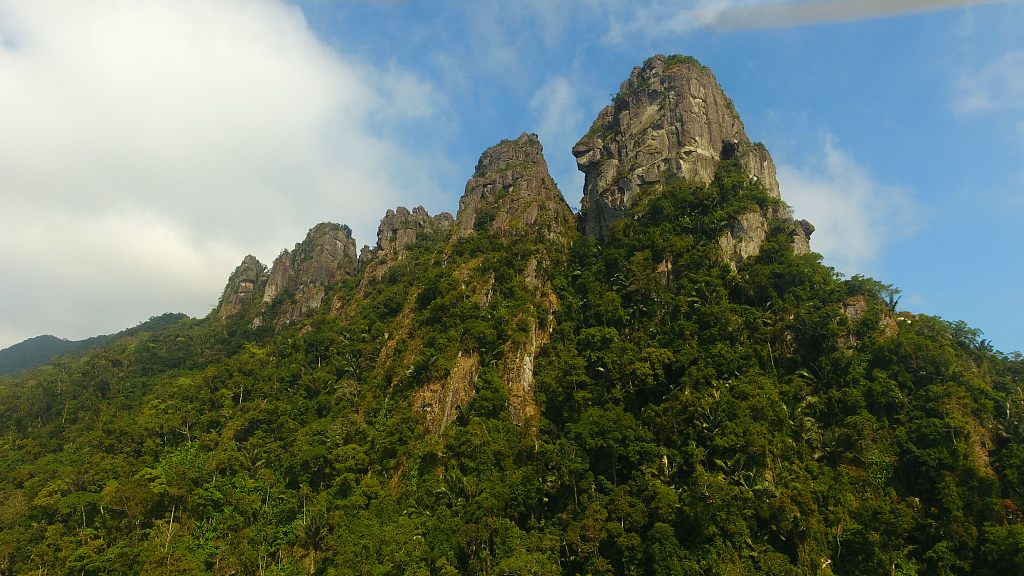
[376,206,453,257]
[358,206,455,288]
[217,255,267,319]
[217,223,359,324]
[261,222,358,324]
[455,133,573,240]
[574,54,811,265]
[574,54,782,239]
[290,222,358,286]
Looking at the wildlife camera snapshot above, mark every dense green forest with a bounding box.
[0,314,187,377]
[1,157,1021,575]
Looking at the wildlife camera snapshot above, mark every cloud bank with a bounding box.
[0,0,442,346]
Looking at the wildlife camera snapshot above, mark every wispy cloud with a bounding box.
[778,138,923,274]
[530,75,586,203]
[955,49,1024,123]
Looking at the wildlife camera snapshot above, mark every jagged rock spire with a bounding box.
[359,206,454,287]
[217,223,357,325]
[376,206,453,257]
[574,54,811,264]
[455,133,574,240]
[574,55,780,237]
[217,255,267,319]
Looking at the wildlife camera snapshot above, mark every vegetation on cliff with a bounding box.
[0,55,1021,575]
[0,158,1020,575]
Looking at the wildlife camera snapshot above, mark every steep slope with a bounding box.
[448,133,574,423]
[0,56,1020,576]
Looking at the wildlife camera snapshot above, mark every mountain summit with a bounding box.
[455,132,574,240]
[574,55,812,263]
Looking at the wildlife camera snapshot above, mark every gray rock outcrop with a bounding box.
[377,206,453,257]
[455,133,574,241]
[217,255,267,319]
[574,54,812,264]
[273,223,358,324]
[262,250,294,304]
[359,206,454,286]
[217,223,358,325]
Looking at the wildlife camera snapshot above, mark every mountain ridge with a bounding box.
[0,313,189,376]
[0,54,1020,575]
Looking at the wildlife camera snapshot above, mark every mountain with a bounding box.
[0,335,85,377]
[0,313,189,376]
[0,55,1021,575]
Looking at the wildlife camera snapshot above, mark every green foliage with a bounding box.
[661,54,707,71]
[0,160,1020,575]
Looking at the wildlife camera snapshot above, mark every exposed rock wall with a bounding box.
[274,223,358,325]
[414,352,480,433]
[217,223,357,326]
[574,54,812,263]
[262,250,293,304]
[455,133,573,241]
[376,206,453,257]
[217,255,267,319]
[359,206,453,288]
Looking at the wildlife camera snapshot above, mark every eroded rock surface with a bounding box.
[377,206,454,257]
[358,206,454,288]
[455,133,573,241]
[274,223,358,324]
[574,54,812,263]
[217,255,267,319]
[218,223,358,325]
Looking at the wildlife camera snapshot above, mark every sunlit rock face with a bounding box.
[455,132,573,242]
[574,54,811,262]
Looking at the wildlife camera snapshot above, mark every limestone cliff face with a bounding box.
[217,255,267,319]
[574,54,811,264]
[455,133,574,241]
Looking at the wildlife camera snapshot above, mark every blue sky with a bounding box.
[0,0,1021,353]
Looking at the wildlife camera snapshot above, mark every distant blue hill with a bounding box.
[0,313,188,376]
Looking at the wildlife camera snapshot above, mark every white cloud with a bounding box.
[530,75,586,204]
[0,0,444,347]
[778,138,922,274]
[955,49,1024,120]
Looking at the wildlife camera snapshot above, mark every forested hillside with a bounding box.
[0,55,1021,575]
[0,314,186,377]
